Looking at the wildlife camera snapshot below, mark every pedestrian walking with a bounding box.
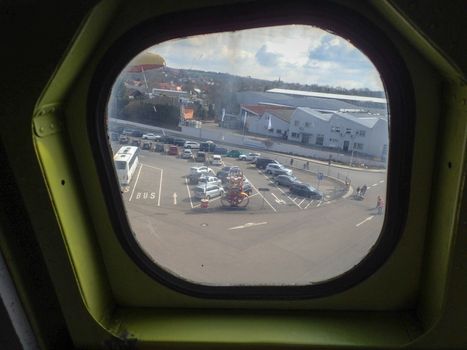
[306,161,310,170]
[361,184,367,196]
[376,195,384,214]
[356,186,361,196]
[290,158,294,167]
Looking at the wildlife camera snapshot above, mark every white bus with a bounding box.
[114,146,140,185]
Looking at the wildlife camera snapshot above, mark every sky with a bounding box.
[148,25,384,91]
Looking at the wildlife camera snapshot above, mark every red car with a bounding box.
[168,145,179,155]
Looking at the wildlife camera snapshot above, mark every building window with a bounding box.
[291,132,299,138]
[331,126,340,133]
[315,134,324,145]
[276,129,282,134]
[345,128,352,134]
[305,122,310,127]
[353,142,364,150]
[357,130,366,137]
[294,120,299,126]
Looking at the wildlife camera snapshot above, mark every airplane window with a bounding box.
[105,25,389,290]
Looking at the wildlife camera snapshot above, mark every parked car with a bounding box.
[198,175,222,187]
[190,166,214,175]
[211,154,223,166]
[289,183,323,199]
[275,175,299,187]
[265,163,292,176]
[110,132,120,141]
[119,135,129,144]
[122,128,136,135]
[131,130,143,137]
[225,149,241,158]
[181,149,193,159]
[168,145,179,155]
[174,138,186,146]
[238,152,261,161]
[199,141,216,152]
[142,141,152,150]
[195,151,207,163]
[255,157,279,169]
[213,147,228,155]
[142,133,161,140]
[274,168,294,176]
[216,166,241,182]
[193,184,224,200]
[160,136,175,144]
[155,143,165,152]
[184,141,200,149]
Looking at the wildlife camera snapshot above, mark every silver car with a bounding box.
[194,184,224,200]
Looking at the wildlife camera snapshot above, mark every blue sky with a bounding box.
[147,25,384,91]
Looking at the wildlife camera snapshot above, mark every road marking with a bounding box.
[356,216,374,227]
[173,192,177,205]
[157,169,163,206]
[304,200,314,209]
[142,163,163,170]
[258,171,301,209]
[316,201,322,207]
[248,181,277,212]
[372,183,378,187]
[271,192,286,204]
[229,222,268,230]
[129,164,143,202]
[379,180,384,184]
[298,198,305,206]
[185,177,193,208]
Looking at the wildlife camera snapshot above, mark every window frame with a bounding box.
[87,0,414,300]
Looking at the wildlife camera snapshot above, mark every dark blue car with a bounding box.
[290,183,323,199]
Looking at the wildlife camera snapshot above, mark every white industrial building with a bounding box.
[239,104,388,159]
[287,108,388,159]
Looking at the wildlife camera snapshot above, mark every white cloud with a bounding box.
[145,25,384,90]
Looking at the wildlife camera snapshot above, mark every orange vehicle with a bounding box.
[168,145,179,156]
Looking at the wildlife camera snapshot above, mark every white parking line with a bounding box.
[379,180,384,184]
[298,198,305,207]
[142,164,163,170]
[157,168,163,206]
[372,183,378,187]
[129,164,143,202]
[316,201,323,207]
[304,200,314,209]
[258,171,301,209]
[185,177,193,208]
[271,192,286,204]
[248,181,277,212]
[356,215,374,227]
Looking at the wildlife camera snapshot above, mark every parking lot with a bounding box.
[112,139,386,285]
[120,146,344,213]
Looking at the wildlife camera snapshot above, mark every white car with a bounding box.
[211,154,223,166]
[190,166,214,175]
[239,152,261,161]
[181,149,193,159]
[142,133,161,140]
[184,141,200,149]
[265,163,293,176]
[198,175,222,187]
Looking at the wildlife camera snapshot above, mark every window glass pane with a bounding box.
[106,25,388,286]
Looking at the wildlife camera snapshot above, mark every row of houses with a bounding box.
[237,104,388,160]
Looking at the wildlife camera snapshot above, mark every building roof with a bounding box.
[296,107,334,122]
[264,109,295,123]
[237,91,361,111]
[241,104,293,116]
[267,88,387,104]
[295,108,385,129]
[333,111,383,128]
